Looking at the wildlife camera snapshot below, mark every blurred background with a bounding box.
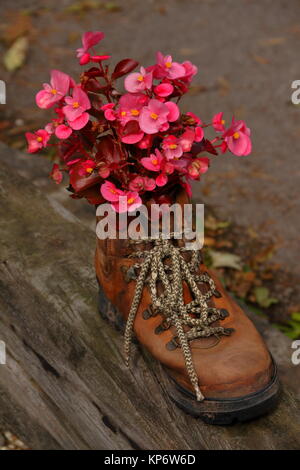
[0,0,300,362]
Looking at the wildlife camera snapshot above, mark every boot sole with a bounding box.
[98,284,280,425]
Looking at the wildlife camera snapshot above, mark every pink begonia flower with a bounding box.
[141,150,174,188]
[129,176,156,192]
[128,176,144,192]
[213,112,226,132]
[55,124,73,139]
[78,160,96,177]
[222,119,252,156]
[195,126,204,142]
[36,70,70,109]
[45,108,73,140]
[186,111,202,125]
[162,135,183,160]
[143,176,156,191]
[155,160,174,187]
[180,61,198,83]
[124,67,153,93]
[136,134,153,149]
[101,181,124,202]
[63,86,91,130]
[67,158,81,169]
[165,101,180,122]
[76,31,106,65]
[179,128,196,152]
[25,129,50,153]
[154,52,186,79]
[154,82,174,97]
[118,93,148,126]
[139,99,179,134]
[156,173,168,187]
[89,54,111,63]
[111,191,142,213]
[50,163,63,184]
[187,157,210,180]
[101,103,116,121]
[141,149,164,172]
[120,120,144,144]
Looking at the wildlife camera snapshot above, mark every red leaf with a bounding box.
[71,185,104,205]
[87,93,104,117]
[95,135,121,163]
[112,58,139,80]
[203,139,218,155]
[83,67,104,78]
[70,163,102,193]
[122,120,139,136]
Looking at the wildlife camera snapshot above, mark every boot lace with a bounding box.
[122,233,234,401]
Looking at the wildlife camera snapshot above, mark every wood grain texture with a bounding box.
[0,147,300,450]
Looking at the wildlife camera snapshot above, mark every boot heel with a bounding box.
[98,284,126,333]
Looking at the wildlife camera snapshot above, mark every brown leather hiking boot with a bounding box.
[95,189,280,425]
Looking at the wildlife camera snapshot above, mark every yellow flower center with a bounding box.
[131,109,140,116]
[127,197,134,205]
[121,111,127,116]
[233,131,240,140]
[137,75,144,82]
[73,101,80,109]
[150,112,158,120]
[151,158,158,165]
[36,136,43,142]
[169,144,177,149]
[86,167,93,174]
[110,189,117,194]
[51,89,57,95]
[165,61,172,68]
[221,119,225,125]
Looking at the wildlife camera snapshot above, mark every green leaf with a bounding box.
[291,312,300,322]
[3,36,29,72]
[276,320,300,340]
[253,287,278,308]
[64,1,102,13]
[207,249,242,270]
[204,216,230,231]
[104,1,122,11]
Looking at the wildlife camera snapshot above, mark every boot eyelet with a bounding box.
[166,338,179,351]
[155,321,169,335]
[220,308,229,319]
[224,327,235,335]
[142,309,152,320]
[155,324,164,335]
[213,290,222,298]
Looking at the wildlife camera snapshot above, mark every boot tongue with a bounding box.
[96,186,193,256]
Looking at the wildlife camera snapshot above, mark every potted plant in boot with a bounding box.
[25,31,280,425]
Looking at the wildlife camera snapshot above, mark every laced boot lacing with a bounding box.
[123,233,234,401]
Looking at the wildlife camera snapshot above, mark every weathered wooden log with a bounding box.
[0,143,300,450]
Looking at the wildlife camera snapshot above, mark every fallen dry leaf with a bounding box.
[208,250,242,270]
[204,236,216,247]
[258,37,286,46]
[217,76,230,96]
[3,36,29,72]
[252,54,270,65]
